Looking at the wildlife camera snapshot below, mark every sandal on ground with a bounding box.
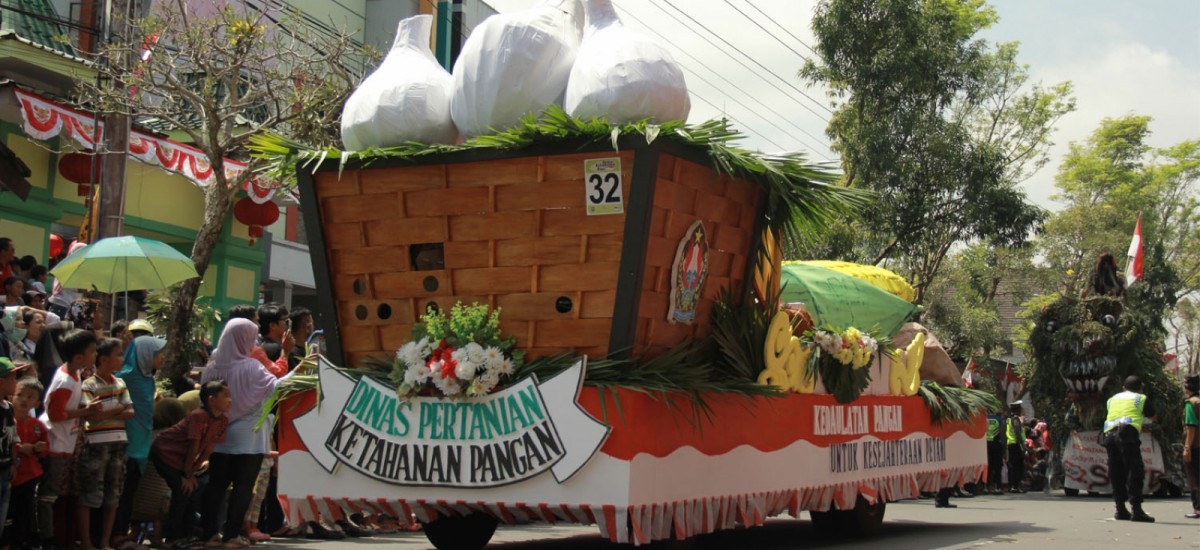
[221,536,250,549]
[269,525,304,538]
[305,522,345,541]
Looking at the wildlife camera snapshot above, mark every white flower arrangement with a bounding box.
[389,302,524,398]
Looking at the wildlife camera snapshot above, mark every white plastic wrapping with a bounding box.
[565,0,690,124]
[450,0,584,138]
[341,15,457,150]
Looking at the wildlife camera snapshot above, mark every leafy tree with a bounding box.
[1038,116,1196,306]
[1174,298,1200,376]
[76,1,363,379]
[798,0,1073,303]
[924,243,1047,358]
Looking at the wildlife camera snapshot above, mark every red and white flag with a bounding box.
[961,356,977,389]
[1125,214,1144,285]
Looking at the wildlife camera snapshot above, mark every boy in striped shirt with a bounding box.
[77,337,135,550]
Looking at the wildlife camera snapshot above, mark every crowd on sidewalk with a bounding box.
[0,234,417,550]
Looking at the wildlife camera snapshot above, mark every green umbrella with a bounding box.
[779,262,918,338]
[50,235,198,293]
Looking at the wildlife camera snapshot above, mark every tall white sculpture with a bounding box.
[340,15,457,150]
[450,0,584,138]
[565,0,690,124]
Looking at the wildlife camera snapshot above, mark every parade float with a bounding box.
[1026,255,1185,497]
[252,2,996,547]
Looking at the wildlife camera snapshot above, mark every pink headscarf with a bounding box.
[202,318,277,422]
[51,241,89,299]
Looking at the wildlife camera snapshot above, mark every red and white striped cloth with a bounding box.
[281,464,984,546]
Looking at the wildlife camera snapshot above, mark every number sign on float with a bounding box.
[584,158,624,215]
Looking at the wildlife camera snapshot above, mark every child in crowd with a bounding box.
[38,329,102,549]
[78,337,135,550]
[0,358,29,545]
[11,375,48,550]
[151,379,231,550]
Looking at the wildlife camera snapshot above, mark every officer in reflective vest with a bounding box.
[1006,402,1025,493]
[986,411,1004,494]
[1103,375,1156,522]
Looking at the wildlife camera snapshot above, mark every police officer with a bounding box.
[986,409,1004,494]
[1006,402,1026,493]
[1103,375,1156,522]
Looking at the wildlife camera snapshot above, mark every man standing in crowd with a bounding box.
[986,408,1004,494]
[1103,375,1155,522]
[1183,374,1199,519]
[1006,402,1026,493]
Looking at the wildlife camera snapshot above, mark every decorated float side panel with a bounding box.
[312,152,635,366]
[635,153,761,356]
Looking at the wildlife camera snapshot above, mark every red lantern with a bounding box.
[49,233,64,258]
[58,152,101,196]
[233,196,280,246]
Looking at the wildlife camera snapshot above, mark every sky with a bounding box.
[482,0,1200,210]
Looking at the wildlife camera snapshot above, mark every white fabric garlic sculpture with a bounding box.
[450,0,584,138]
[340,15,457,150]
[565,0,690,124]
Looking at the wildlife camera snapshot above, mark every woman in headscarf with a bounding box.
[112,334,167,545]
[200,318,281,547]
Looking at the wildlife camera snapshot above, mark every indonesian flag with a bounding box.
[961,356,977,389]
[1126,214,1144,285]
[1000,362,1023,392]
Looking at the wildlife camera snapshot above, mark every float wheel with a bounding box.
[810,496,885,537]
[1063,487,1080,497]
[422,512,499,550]
[808,508,847,535]
[851,496,886,535]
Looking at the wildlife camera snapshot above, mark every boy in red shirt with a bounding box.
[11,375,47,549]
[151,379,231,549]
[37,329,102,548]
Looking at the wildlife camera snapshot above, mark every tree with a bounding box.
[76,1,363,379]
[1175,298,1200,375]
[798,0,1073,303]
[1039,116,1197,302]
[923,242,1047,358]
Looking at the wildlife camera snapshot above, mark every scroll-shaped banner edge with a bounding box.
[293,357,611,483]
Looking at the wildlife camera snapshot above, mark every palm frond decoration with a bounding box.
[917,381,1001,426]
[248,107,870,248]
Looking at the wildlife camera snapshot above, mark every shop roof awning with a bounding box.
[11,87,275,203]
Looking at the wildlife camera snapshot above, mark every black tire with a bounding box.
[809,509,849,535]
[422,512,499,550]
[810,496,885,537]
[851,497,886,536]
[1167,482,1183,498]
[1063,488,1080,497]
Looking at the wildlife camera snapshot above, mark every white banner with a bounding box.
[294,357,609,488]
[1061,430,1165,493]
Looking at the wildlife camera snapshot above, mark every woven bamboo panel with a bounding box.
[631,153,761,356]
[314,149,640,362]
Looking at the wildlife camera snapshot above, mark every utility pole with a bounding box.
[95,0,133,331]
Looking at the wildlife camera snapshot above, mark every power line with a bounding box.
[721,0,814,65]
[686,88,788,152]
[739,0,823,60]
[653,0,833,118]
[612,3,832,157]
[678,64,827,156]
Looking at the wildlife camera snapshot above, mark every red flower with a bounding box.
[441,357,457,379]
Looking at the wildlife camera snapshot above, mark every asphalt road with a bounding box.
[258,491,1199,549]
